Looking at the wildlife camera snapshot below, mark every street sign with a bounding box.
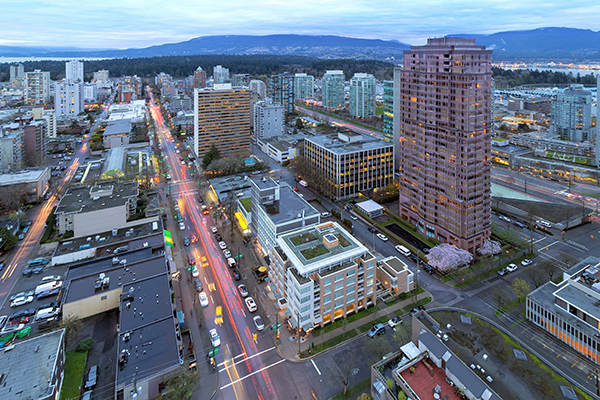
[208,348,219,357]
[235,254,243,260]
[272,322,281,330]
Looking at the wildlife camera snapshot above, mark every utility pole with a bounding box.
[297,314,301,357]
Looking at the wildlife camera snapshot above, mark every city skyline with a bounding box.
[3,1,600,48]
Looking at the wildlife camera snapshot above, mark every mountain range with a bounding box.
[2,28,600,61]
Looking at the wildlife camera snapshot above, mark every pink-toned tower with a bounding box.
[397,37,492,253]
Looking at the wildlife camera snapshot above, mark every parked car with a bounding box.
[39,302,59,310]
[253,315,265,331]
[10,291,34,301]
[32,267,44,274]
[183,237,191,246]
[245,297,257,312]
[422,264,434,274]
[191,267,199,278]
[238,284,249,298]
[9,316,30,325]
[40,275,62,284]
[9,309,36,320]
[232,269,241,281]
[215,234,222,242]
[209,328,221,347]
[10,296,34,308]
[199,292,209,307]
[498,215,511,222]
[1,323,24,334]
[506,263,518,272]
[194,278,203,292]
[367,323,386,338]
[37,288,60,300]
[388,316,402,328]
[219,241,227,250]
[497,268,508,276]
[350,215,358,221]
[85,365,98,389]
[210,226,218,234]
[376,233,388,241]
[321,212,332,218]
[188,254,195,265]
[223,249,231,258]
[178,221,186,231]
[521,259,533,266]
[22,269,33,277]
[0,315,7,329]
[82,391,93,400]
[368,227,377,233]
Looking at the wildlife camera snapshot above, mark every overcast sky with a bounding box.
[3,0,600,49]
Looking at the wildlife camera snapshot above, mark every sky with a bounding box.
[3,0,600,49]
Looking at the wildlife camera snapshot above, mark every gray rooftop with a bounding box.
[117,317,180,386]
[119,273,174,333]
[0,329,64,400]
[418,329,448,359]
[104,121,131,136]
[259,183,320,226]
[0,167,50,186]
[55,181,138,215]
[306,132,392,155]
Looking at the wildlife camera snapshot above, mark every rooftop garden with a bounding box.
[290,231,318,246]
[338,234,351,248]
[240,197,251,212]
[300,244,330,260]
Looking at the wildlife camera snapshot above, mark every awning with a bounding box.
[288,318,298,328]
[301,321,313,331]
[284,309,293,318]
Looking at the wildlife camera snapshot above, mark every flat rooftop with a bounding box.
[210,174,251,203]
[119,273,174,333]
[64,254,167,304]
[55,181,138,215]
[117,317,180,387]
[277,221,368,276]
[306,132,392,154]
[0,329,64,400]
[0,167,49,185]
[260,184,319,226]
[381,256,410,274]
[104,121,131,136]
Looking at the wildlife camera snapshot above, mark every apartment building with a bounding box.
[527,257,600,365]
[295,73,314,100]
[55,181,138,237]
[269,73,295,114]
[213,65,230,84]
[193,84,251,158]
[25,69,51,105]
[194,66,207,88]
[66,60,84,83]
[0,127,23,170]
[232,73,250,87]
[322,70,345,110]
[250,80,266,98]
[395,37,492,253]
[271,221,377,331]
[250,177,320,256]
[55,80,84,117]
[93,69,109,83]
[552,84,593,142]
[383,80,394,143]
[304,132,393,201]
[349,73,376,118]
[253,100,284,140]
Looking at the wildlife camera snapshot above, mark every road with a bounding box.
[149,94,321,400]
[296,105,384,140]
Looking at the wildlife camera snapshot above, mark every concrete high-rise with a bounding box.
[10,64,24,81]
[65,60,84,83]
[194,67,206,88]
[25,70,51,105]
[396,37,492,253]
[253,100,284,140]
[349,73,376,118]
[232,74,250,87]
[321,70,345,110]
[193,84,251,159]
[382,80,394,143]
[55,81,84,117]
[269,74,295,114]
[552,84,593,142]
[294,73,314,100]
[213,65,230,84]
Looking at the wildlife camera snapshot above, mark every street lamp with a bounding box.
[267,313,280,346]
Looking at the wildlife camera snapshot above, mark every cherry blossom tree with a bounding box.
[427,243,473,272]
[477,239,502,256]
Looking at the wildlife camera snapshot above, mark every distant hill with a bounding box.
[449,27,600,60]
[0,35,411,61]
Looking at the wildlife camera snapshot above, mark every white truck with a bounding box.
[34,281,63,296]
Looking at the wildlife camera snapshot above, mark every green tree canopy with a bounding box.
[0,227,18,251]
[202,142,222,169]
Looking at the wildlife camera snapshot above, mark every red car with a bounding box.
[10,316,30,325]
[202,209,209,215]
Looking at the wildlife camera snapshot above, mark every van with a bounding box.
[28,258,49,268]
[227,258,236,268]
[35,307,60,321]
[35,281,63,296]
[395,245,411,257]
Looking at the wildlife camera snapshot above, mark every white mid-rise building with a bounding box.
[83,83,97,102]
[65,60,84,83]
[250,80,266,98]
[253,101,284,140]
[32,108,57,139]
[25,70,50,105]
[349,73,376,118]
[55,81,84,118]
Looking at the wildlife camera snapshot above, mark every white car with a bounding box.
[506,263,518,272]
[209,328,221,347]
[223,249,231,258]
[498,215,511,222]
[253,315,265,331]
[388,316,402,328]
[245,297,257,312]
[10,296,34,308]
[179,222,186,231]
[192,267,199,278]
[199,292,209,307]
[40,275,62,284]
[377,233,388,242]
[321,212,332,218]
[521,259,533,266]
[218,241,227,250]
[350,215,358,221]
[210,226,218,234]
[238,284,249,298]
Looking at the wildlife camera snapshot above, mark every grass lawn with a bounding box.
[302,330,358,357]
[300,244,330,260]
[332,378,371,400]
[358,316,389,333]
[240,197,251,212]
[376,106,384,115]
[290,232,317,246]
[314,305,380,336]
[495,297,525,316]
[60,350,88,400]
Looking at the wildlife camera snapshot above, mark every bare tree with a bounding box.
[539,260,559,281]
[366,336,392,365]
[334,350,357,396]
[559,251,578,269]
[525,268,546,289]
[492,289,510,309]
[61,315,82,346]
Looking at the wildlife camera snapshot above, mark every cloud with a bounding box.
[2,0,600,48]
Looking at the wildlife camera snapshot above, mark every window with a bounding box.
[335,274,344,282]
[335,282,344,291]
[301,286,311,294]
[324,305,331,313]
[347,277,355,286]
[346,286,355,295]
[301,305,310,313]
[347,294,355,303]
[323,295,331,305]
[367,270,374,278]
[324,287,332,296]
[335,291,344,300]
[334,300,344,309]
[300,296,310,304]
[323,278,332,286]
[346,269,355,277]
[367,278,374,286]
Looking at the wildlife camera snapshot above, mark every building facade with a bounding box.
[253,101,284,140]
[25,69,51,105]
[295,73,314,100]
[83,82,97,102]
[304,132,393,201]
[322,70,345,110]
[213,65,230,84]
[552,84,593,142]
[194,66,207,88]
[396,37,492,253]
[66,60,84,83]
[55,81,84,117]
[193,84,251,158]
[93,69,109,83]
[272,221,377,331]
[0,128,23,170]
[250,80,266,98]
[349,73,376,118]
[383,80,394,143]
[232,73,250,87]
[269,74,295,114]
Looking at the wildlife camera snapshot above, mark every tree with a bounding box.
[61,315,82,346]
[559,251,578,269]
[426,244,473,272]
[160,367,199,400]
[201,142,221,170]
[477,239,501,256]
[525,268,546,289]
[392,324,411,345]
[357,394,373,400]
[539,260,559,280]
[334,350,356,395]
[295,118,304,129]
[366,336,391,364]
[0,227,18,251]
[511,278,532,301]
[492,289,510,309]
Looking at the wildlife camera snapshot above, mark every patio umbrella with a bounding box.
[258,266,267,272]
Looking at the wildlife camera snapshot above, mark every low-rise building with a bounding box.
[271,221,377,331]
[258,137,297,163]
[55,181,138,237]
[356,199,385,218]
[0,167,50,200]
[103,122,131,149]
[377,256,414,295]
[0,329,65,400]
